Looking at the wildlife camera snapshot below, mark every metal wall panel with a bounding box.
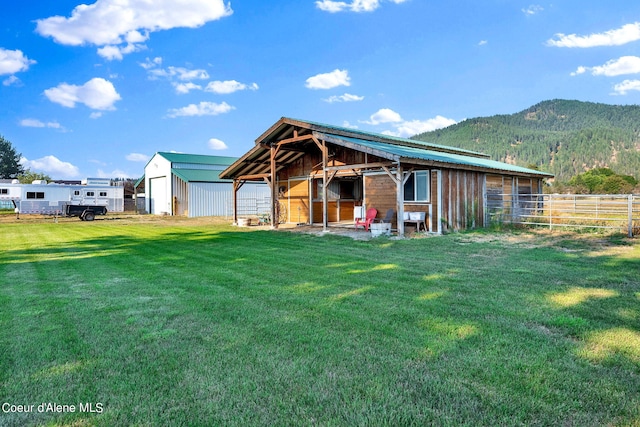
[187,182,270,218]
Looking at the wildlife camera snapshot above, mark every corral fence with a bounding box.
[486,194,640,237]
[225,196,271,219]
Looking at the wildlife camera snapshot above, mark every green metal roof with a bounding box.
[134,175,145,189]
[292,118,489,158]
[319,133,553,177]
[171,169,231,183]
[158,152,238,166]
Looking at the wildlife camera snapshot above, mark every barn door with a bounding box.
[287,178,310,224]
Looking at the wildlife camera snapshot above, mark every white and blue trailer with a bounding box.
[0,178,124,220]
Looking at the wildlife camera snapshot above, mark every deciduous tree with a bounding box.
[0,135,24,179]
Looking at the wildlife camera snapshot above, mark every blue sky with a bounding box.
[2,1,640,179]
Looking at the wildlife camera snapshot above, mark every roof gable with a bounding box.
[257,117,489,158]
[221,117,553,179]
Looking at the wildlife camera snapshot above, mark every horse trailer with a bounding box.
[0,178,124,219]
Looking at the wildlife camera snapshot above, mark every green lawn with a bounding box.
[1,217,639,426]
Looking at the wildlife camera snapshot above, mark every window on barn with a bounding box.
[0,189,7,194]
[26,192,45,199]
[99,191,107,197]
[86,191,95,197]
[74,190,80,196]
[404,171,430,202]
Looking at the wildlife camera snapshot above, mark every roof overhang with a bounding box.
[220,117,554,180]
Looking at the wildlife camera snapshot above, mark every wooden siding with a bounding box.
[440,169,484,232]
[287,179,310,223]
[364,173,395,225]
[312,201,339,223]
[282,145,369,180]
[310,201,355,223]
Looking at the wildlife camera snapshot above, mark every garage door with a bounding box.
[149,177,168,215]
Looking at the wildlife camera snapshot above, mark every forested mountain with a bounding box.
[412,99,640,182]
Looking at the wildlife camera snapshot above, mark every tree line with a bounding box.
[414,99,640,191]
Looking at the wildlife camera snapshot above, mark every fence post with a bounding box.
[629,194,634,238]
[548,195,553,230]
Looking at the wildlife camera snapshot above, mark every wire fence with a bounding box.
[486,193,640,237]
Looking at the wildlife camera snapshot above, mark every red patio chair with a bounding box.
[355,208,377,231]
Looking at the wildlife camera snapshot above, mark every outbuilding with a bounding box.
[220,118,553,234]
[142,152,269,217]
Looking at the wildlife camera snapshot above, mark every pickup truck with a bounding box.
[64,205,107,221]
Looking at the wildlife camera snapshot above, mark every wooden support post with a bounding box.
[322,139,328,232]
[232,180,238,225]
[397,163,405,237]
[270,144,278,229]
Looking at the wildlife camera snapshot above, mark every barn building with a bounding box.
[142,152,269,217]
[219,118,553,235]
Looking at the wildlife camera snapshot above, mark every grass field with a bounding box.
[1,216,639,426]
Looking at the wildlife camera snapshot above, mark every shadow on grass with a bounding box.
[1,225,639,426]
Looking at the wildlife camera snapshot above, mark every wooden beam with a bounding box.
[276,133,314,146]
[324,161,395,172]
[326,170,338,186]
[237,173,270,181]
[402,168,414,185]
[381,165,399,185]
[311,135,324,152]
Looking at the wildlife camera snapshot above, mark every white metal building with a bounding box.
[142,152,270,217]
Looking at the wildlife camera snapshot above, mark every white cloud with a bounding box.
[35,0,233,60]
[612,79,640,95]
[167,101,234,118]
[44,77,121,110]
[522,5,543,16]
[20,155,80,178]
[391,116,457,138]
[19,119,63,130]
[572,56,640,77]
[316,0,405,13]
[323,93,364,103]
[0,48,36,75]
[147,65,209,81]
[142,59,258,96]
[208,138,228,150]
[363,109,456,137]
[205,80,259,94]
[3,75,20,86]
[478,40,488,46]
[126,153,150,162]
[141,56,163,69]
[173,82,202,94]
[316,0,350,12]
[547,22,640,48]
[365,108,403,125]
[96,168,132,179]
[570,66,588,76]
[305,69,351,90]
[97,41,146,61]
